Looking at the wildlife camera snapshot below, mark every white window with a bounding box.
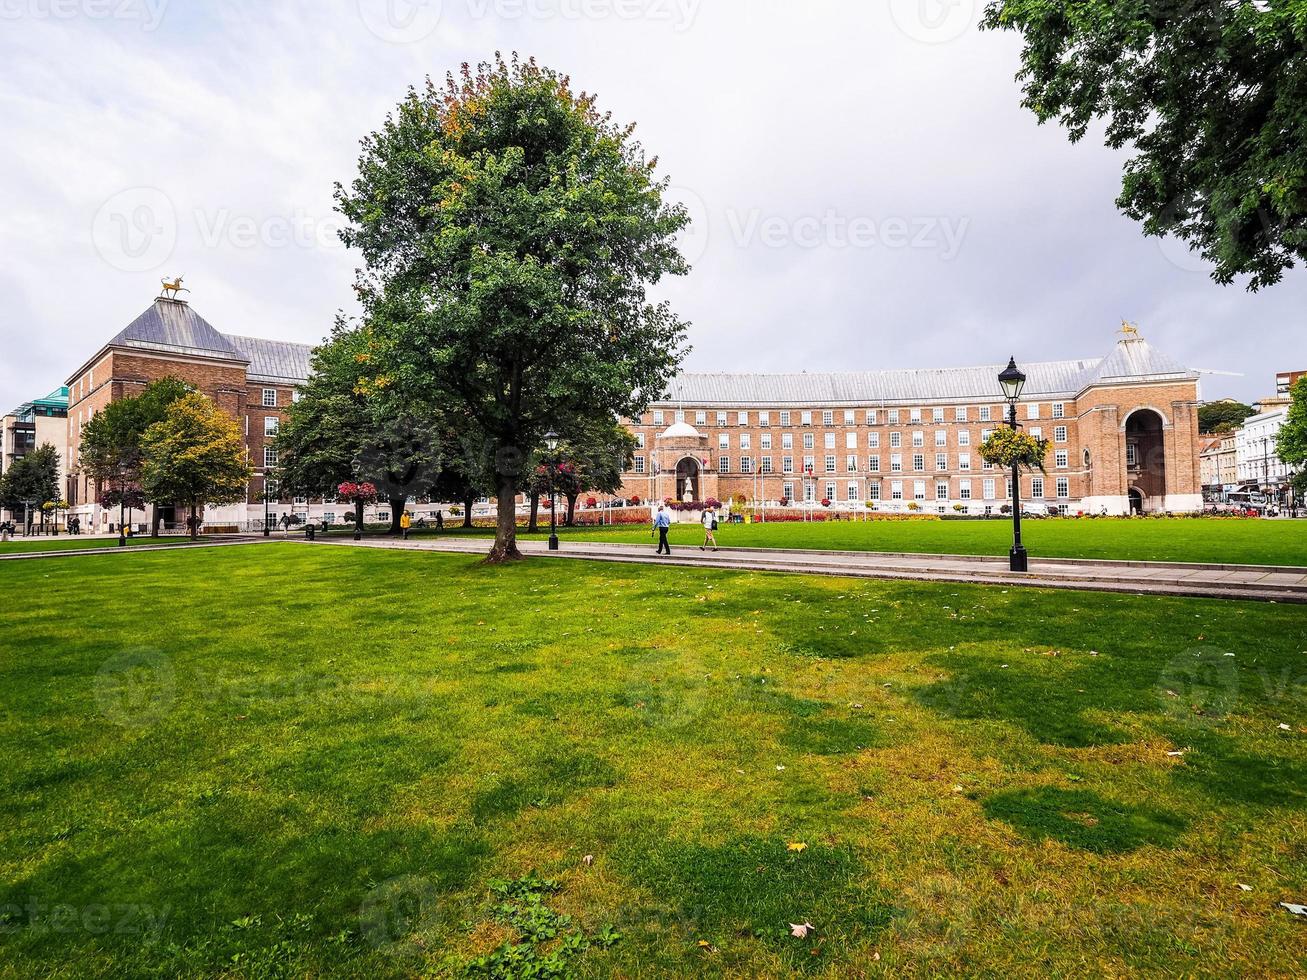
[979,406,991,422]
[719,434,729,450]
[801,411,813,426]
[633,455,645,474]
[868,455,880,472]
[676,410,686,423]
[868,432,880,448]
[760,433,772,450]
[845,432,858,449]
[981,428,993,442]
[823,410,834,426]
[1055,450,1068,468]
[955,406,968,422]
[890,431,902,448]
[958,430,970,447]
[803,456,815,473]
[761,456,773,474]
[935,430,947,447]
[740,433,751,450]
[910,408,922,424]
[890,453,903,473]
[932,407,945,423]
[847,482,859,501]
[740,456,753,474]
[636,433,646,448]
[653,410,664,425]
[803,433,815,450]
[262,388,277,407]
[695,411,706,426]
[759,411,770,427]
[737,411,749,426]
[958,453,971,471]
[1052,403,1065,419]
[844,410,855,425]
[866,409,878,425]
[935,453,947,471]
[983,478,996,499]
[264,416,279,436]
[1056,477,1069,498]
[824,432,836,449]
[825,482,836,501]
[716,411,727,427]
[1030,427,1042,440]
[719,455,730,473]
[936,482,949,501]
[1027,403,1040,420]
[779,410,791,426]
[888,409,900,424]
[1054,425,1068,443]
[959,480,972,500]
[782,433,793,450]
[891,481,903,500]
[263,447,278,467]
[783,482,795,500]
[805,481,817,502]
[824,455,836,473]
[868,482,881,501]
[846,454,858,473]
[783,456,794,474]
[913,480,926,500]
[912,431,924,448]
[1127,443,1138,467]
[1032,477,1045,498]
[912,454,925,472]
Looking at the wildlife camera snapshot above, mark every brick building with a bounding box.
[620,331,1204,516]
[64,296,313,531]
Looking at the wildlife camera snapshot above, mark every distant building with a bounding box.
[1235,409,1291,491]
[1199,433,1237,501]
[1,386,69,522]
[622,330,1204,516]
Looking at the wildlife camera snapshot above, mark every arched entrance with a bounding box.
[1128,487,1144,514]
[676,457,701,502]
[1124,409,1166,511]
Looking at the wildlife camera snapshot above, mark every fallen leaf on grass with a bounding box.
[697,939,718,952]
[787,842,807,853]
[1279,903,1307,916]
[1237,884,1252,891]
[582,854,594,866]
[1278,724,1292,731]
[789,921,814,938]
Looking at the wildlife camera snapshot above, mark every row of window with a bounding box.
[632,448,1073,475]
[768,477,1073,502]
[637,426,1069,451]
[647,403,1067,428]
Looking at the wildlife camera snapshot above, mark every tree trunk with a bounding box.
[485,473,523,563]
[528,492,540,533]
[151,504,162,537]
[354,499,364,540]
[565,493,578,527]
[189,500,198,541]
[388,496,406,535]
[462,490,475,529]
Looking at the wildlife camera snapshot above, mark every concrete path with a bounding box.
[313,536,1307,604]
[0,537,260,561]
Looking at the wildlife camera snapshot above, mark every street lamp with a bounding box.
[263,473,272,537]
[544,430,560,551]
[998,356,1028,571]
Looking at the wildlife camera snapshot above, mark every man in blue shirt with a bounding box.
[652,504,672,555]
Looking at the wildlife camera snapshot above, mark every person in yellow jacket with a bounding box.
[400,511,412,540]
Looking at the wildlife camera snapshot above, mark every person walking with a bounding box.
[700,505,718,551]
[400,510,412,540]
[435,510,444,531]
[652,503,672,556]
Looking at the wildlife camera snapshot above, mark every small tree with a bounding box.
[337,482,379,540]
[140,393,252,540]
[0,444,60,527]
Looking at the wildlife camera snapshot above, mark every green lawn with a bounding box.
[2,545,1304,977]
[0,536,198,555]
[414,517,1307,566]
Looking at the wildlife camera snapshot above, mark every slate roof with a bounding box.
[223,334,315,384]
[106,298,246,363]
[655,337,1197,407]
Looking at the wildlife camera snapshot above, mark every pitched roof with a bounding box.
[106,298,247,363]
[655,336,1197,407]
[223,334,314,384]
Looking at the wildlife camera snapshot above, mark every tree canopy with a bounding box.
[1198,399,1257,433]
[337,54,690,560]
[982,1,1307,289]
[0,444,60,518]
[141,393,252,539]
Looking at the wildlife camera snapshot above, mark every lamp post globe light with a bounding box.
[544,430,560,552]
[998,356,1028,572]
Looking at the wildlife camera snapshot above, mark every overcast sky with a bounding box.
[2,0,1302,409]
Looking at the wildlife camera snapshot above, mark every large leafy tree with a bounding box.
[78,377,190,533]
[0,444,60,525]
[337,54,690,561]
[554,417,637,526]
[1198,399,1257,433]
[140,393,252,540]
[982,1,1307,289]
[275,325,443,533]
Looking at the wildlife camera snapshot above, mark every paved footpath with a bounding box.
[316,536,1307,604]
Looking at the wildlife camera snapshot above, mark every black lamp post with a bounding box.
[115,468,128,547]
[998,356,1028,572]
[545,430,560,551]
[263,474,272,537]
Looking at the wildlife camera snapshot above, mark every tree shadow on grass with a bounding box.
[982,787,1186,854]
[1165,729,1307,810]
[470,747,619,824]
